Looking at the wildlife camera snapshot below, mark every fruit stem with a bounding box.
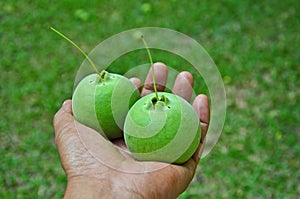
[49,26,101,76]
[141,35,159,100]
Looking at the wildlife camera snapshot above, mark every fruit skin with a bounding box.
[72,72,140,139]
[124,92,201,164]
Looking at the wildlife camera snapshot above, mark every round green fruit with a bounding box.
[124,92,201,164]
[72,71,140,139]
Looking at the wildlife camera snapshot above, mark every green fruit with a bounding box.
[124,92,200,164]
[49,27,141,139]
[72,71,140,139]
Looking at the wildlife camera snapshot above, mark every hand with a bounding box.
[53,62,210,199]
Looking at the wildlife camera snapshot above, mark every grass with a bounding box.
[1,0,299,198]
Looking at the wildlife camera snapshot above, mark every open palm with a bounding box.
[53,62,210,199]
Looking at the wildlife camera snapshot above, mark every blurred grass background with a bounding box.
[1,0,299,198]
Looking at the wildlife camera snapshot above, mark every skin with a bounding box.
[53,62,210,199]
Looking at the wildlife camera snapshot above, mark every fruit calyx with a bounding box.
[99,70,109,82]
[151,94,168,105]
[146,94,170,110]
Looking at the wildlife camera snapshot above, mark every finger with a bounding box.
[189,95,210,161]
[53,100,74,141]
[130,77,142,93]
[191,140,205,163]
[168,158,198,196]
[141,62,168,96]
[192,94,210,143]
[172,71,194,102]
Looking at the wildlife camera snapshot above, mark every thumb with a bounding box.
[53,100,74,141]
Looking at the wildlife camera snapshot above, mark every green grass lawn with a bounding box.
[1,0,299,198]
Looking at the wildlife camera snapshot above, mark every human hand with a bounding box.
[53,62,210,199]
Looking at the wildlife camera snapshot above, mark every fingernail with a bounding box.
[62,100,67,106]
[62,100,69,106]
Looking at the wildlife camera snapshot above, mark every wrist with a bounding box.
[64,176,143,199]
[64,177,105,199]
